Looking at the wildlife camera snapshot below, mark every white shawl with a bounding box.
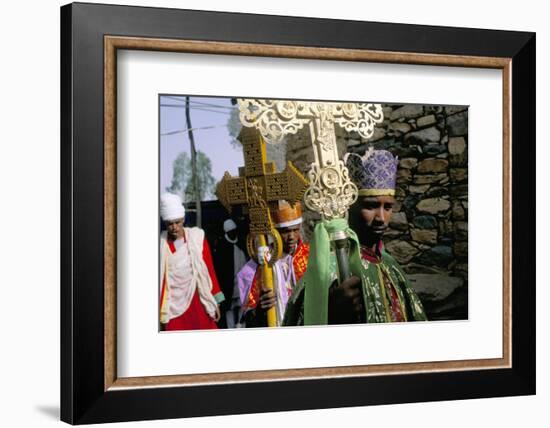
[159,228,218,323]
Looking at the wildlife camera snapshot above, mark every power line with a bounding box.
[162,96,236,110]
[161,103,189,108]
[163,95,187,103]
[161,123,229,136]
[189,100,236,110]
[191,106,232,115]
[160,104,232,115]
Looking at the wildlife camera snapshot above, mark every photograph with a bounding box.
[159,96,468,331]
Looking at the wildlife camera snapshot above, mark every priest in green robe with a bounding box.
[283,148,427,326]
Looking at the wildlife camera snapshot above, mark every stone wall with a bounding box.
[285,104,468,320]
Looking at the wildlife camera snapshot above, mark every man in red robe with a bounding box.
[159,193,225,331]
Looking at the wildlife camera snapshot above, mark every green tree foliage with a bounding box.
[166,151,216,201]
[227,101,243,149]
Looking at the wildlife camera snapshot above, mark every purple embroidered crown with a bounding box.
[345,148,398,196]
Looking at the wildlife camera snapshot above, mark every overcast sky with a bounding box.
[159,95,243,201]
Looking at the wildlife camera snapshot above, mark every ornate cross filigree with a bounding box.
[216,127,309,261]
[237,99,384,220]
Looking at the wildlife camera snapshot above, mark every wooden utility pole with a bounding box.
[185,96,202,227]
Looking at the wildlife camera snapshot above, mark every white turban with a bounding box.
[160,193,185,221]
[223,219,237,232]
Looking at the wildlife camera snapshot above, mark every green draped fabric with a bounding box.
[302,218,364,325]
[283,223,427,326]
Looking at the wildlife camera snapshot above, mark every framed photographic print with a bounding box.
[60,2,535,424]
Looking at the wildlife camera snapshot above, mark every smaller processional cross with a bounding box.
[216,127,309,326]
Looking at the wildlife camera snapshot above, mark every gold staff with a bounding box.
[216,127,308,327]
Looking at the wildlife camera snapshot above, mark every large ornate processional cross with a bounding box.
[237,99,384,220]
